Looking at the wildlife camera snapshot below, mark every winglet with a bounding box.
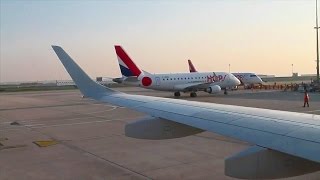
[188,59,197,73]
[52,45,117,99]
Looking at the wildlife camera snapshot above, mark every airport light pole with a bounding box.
[315,0,320,83]
[229,64,230,73]
[291,64,293,76]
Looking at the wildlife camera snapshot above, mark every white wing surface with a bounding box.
[52,46,320,179]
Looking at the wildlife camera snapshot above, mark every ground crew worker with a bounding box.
[303,91,310,107]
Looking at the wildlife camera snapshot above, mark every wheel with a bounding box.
[174,92,181,97]
[224,90,228,95]
[190,92,197,97]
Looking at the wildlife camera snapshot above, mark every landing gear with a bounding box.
[224,89,228,95]
[190,92,197,97]
[174,92,181,97]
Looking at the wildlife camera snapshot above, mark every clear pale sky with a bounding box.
[0,0,318,82]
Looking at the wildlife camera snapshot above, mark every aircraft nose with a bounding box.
[231,74,241,85]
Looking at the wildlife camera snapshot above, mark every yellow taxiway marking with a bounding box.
[33,140,58,147]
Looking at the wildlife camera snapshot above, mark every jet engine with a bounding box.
[206,85,221,94]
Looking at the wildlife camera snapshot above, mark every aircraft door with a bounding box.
[155,77,161,86]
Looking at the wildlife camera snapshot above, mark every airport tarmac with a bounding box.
[0,87,319,180]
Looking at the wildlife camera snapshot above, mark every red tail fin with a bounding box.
[115,45,142,77]
[188,59,197,73]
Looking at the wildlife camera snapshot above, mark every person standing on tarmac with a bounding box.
[303,90,310,107]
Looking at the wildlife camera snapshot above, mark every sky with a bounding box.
[0,0,318,82]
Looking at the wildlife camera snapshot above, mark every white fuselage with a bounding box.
[232,73,263,85]
[123,72,240,92]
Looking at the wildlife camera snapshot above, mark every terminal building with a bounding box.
[260,74,316,85]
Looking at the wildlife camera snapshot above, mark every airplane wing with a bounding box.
[173,82,211,91]
[174,81,222,92]
[52,46,320,179]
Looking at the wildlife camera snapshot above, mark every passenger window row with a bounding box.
[162,77,207,81]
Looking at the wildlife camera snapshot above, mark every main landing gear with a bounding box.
[174,91,197,97]
[224,89,228,95]
[190,92,197,97]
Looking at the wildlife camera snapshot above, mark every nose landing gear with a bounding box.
[224,89,228,95]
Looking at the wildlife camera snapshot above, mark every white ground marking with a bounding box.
[25,117,135,128]
[0,105,123,125]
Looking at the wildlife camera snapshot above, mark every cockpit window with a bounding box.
[250,75,257,77]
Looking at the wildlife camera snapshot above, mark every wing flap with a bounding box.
[229,116,302,135]
[288,126,320,143]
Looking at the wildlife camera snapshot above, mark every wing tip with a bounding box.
[51,45,60,49]
[114,45,122,49]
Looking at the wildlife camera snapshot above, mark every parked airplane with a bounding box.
[188,59,263,87]
[114,46,240,97]
[52,45,320,179]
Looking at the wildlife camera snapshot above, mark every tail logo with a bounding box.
[142,76,152,86]
[115,46,142,77]
[188,59,197,73]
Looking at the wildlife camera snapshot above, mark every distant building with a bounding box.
[301,74,317,77]
[56,77,116,87]
[257,74,275,78]
[56,80,75,86]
